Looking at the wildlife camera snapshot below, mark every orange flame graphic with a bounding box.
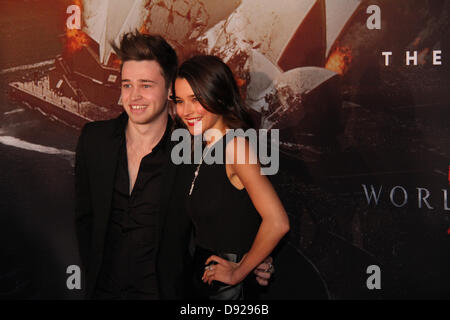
[325,46,352,75]
[139,24,149,34]
[65,0,90,53]
[110,57,122,69]
[66,29,90,53]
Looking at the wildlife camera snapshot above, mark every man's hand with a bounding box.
[254,256,274,286]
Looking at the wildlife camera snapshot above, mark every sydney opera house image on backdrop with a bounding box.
[1,0,449,299]
[9,0,356,151]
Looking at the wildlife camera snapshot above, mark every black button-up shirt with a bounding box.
[94,121,171,300]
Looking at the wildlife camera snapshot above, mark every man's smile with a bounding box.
[129,104,149,112]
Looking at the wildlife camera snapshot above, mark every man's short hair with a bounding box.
[111,31,178,88]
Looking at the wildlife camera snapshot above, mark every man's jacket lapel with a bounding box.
[88,113,126,292]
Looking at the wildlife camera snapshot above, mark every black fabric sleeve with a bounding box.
[157,164,195,300]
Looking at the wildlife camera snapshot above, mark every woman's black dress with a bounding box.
[186,133,261,300]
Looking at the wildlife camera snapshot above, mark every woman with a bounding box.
[171,55,289,300]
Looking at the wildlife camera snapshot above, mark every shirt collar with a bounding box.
[117,114,173,154]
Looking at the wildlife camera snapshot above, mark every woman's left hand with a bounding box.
[202,255,244,286]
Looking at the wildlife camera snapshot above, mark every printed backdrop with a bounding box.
[0,0,449,299]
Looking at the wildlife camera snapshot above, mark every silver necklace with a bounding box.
[189,146,210,196]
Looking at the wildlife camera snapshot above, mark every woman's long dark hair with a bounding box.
[172,55,253,130]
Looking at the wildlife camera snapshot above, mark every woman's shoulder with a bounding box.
[224,134,258,166]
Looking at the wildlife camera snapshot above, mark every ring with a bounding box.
[266,262,273,273]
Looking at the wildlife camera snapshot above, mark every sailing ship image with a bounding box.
[7,0,360,133]
[6,0,146,127]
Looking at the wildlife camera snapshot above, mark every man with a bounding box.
[75,31,273,299]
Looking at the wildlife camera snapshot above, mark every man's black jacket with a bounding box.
[74,112,193,299]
